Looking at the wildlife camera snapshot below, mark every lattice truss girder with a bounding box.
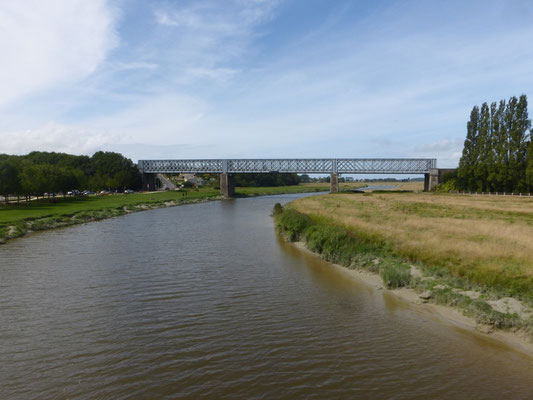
[138,159,224,173]
[336,159,435,173]
[228,159,333,173]
[138,159,436,174]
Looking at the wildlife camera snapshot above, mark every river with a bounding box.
[1,193,532,399]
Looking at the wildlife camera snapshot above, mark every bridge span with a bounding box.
[137,158,439,196]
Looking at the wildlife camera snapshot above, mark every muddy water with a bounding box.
[1,194,532,399]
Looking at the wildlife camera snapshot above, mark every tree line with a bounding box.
[234,173,300,187]
[0,151,141,203]
[193,173,301,188]
[456,94,533,192]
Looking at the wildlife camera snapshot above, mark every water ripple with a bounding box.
[1,194,532,399]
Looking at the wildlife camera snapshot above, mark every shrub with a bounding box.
[272,203,283,216]
[274,208,311,241]
[435,179,458,192]
[304,224,357,266]
[379,263,411,288]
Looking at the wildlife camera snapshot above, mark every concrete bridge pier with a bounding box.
[424,173,430,192]
[142,173,156,192]
[424,168,457,191]
[429,169,440,191]
[220,173,235,197]
[330,173,339,193]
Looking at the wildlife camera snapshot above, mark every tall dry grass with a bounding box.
[291,193,533,298]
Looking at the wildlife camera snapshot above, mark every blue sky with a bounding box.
[1,0,532,167]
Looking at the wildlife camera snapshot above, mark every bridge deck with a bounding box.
[138,158,436,174]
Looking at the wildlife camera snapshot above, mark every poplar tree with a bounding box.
[486,102,499,190]
[502,98,516,191]
[527,134,533,191]
[476,102,491,191]
[458,95,531,193]
[511,95,531,192]
[458,106,480,190]
[493,100,508,191]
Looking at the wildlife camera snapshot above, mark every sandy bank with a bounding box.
[292,241,533,357]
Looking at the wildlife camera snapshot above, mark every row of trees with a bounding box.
[457,95,533,192]
[234,173,300,187]
[193,173,301,188]
[0,151,141,203]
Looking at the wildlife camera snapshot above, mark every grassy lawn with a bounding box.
[0,188,220,225]
[0,188,222,242]
[289,192,533,300]
[0,182,366,242]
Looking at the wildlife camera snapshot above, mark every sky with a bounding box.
[1,0,533,168]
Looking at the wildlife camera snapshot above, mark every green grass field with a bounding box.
[234,182,367,197]
[0,188,221,243]
[0,183,365,243]
[0,188,220,224]
[0,183,344,225]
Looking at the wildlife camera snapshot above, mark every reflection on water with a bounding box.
[1,193,532,399]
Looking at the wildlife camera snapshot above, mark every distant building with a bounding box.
[180,174,206,186]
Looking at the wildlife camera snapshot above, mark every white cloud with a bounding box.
[151,0,280,85]
[0,0,117,108]
[415,139,463,153]
[414,139,464,168]
[0,122,120,156]
[1,0,532,169]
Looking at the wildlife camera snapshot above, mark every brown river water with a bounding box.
[1,193,532,399]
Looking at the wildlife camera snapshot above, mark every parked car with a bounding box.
[124,189,134,194]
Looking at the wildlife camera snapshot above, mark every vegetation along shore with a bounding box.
[0,182,369,244]
[0,149,369,243]
[0,189,220,244]
[273,191,533,348]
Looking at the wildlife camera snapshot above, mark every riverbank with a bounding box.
[0,189,223,244]
[0,182,367,244]
[273,193,533,353]
[290,241,533,355]
[235,182,367,196]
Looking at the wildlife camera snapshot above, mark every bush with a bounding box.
[435,179,458,192]
[272,203,283,216]
[442,170,458,183]
[379,263,411,288]
[274,208,385,267]
[274,208,311,241]
[304,224,357,266]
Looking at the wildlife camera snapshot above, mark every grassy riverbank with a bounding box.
[235,182,366,197]
[0,188,222,243]
[274,192,533,336]
[0,182,367,244]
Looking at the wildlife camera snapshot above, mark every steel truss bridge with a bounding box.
[138,158,437,175]
[138,158,438,196]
